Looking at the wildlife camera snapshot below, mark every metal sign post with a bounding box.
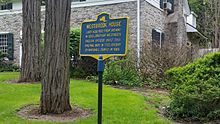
[79,13,128,124]
[97,56,104,124]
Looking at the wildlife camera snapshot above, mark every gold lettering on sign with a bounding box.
[108,22,121,27]
[86,23,107,29]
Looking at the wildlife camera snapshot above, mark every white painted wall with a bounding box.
[187,13,197,28]
[12,1,22,10]
[186,12,197,32]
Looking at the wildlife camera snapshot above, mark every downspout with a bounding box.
[137,0,141,67]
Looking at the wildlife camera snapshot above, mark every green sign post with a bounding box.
[80,13,128,124]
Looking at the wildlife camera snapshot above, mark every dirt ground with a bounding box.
[17,104,92,122]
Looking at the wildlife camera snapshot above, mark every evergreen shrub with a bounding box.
[103,59,142,86]
[166,52,220,121]
[69,28,97,78]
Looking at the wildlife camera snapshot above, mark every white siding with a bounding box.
[187,13,196,28]
[12,1,22,10]
[145,0,161,10]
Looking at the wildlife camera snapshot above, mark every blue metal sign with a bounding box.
[80,13,128,60]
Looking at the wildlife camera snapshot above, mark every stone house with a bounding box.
[0,0,199,66]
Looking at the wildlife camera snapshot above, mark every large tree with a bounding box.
[40,0,72,114]
[189,0,220,48]
[20,0,41,82]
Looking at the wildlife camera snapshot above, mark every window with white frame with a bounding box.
[0,33,13,60]
[0,34,8,54]
[152,29,165,48]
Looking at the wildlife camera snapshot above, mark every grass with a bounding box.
[0,72,19,81]
[0,72,170,124]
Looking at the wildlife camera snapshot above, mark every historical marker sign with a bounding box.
[80,13,128,60]
[80,13,128,124]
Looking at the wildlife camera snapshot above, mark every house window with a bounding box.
[0,3,12,10]
[0,33,13,60]
[152,29,165,48]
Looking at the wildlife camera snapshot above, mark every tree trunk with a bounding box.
[20,0,41,82]
[40,0,72,114]
[199,0,206,32]
[214,0,219,48]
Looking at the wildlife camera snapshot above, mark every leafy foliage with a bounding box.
[0,52,19,72]
[166,52,220,121]
[104,59,142,86]
[69,28,97,78]
[0,0,9,4]
[188,0,220,47]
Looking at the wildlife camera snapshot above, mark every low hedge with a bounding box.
[166,52,220,121]
[103,59,142,86]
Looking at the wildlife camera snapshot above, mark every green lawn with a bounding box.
[0,72,170,124]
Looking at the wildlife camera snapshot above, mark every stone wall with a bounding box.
[140,0,166,46]
[0,13,22,64]
[165,0,188,45]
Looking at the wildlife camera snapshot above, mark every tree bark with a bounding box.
[219,0,220,49]
[20,0,41,82]
[40,0,72,114]
[214,0,219,48]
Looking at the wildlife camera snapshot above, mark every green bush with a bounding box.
[0,52,19,72]
[69,28,97,78]
[103,59,142,86]
[166,52,220,121]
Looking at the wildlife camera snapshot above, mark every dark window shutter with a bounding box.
[7,33,13,60]
[161,33,165,46]
[160,0,164,9]
[152,29,157,40]
[0,4,5,10]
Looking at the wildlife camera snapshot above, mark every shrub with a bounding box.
[140,40,191,89]
[166,52,220,121]
[0,52,19,72]
[103,59,142,86]
[69,28,97,78]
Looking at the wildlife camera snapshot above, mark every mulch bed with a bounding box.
[17,104,93,122]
